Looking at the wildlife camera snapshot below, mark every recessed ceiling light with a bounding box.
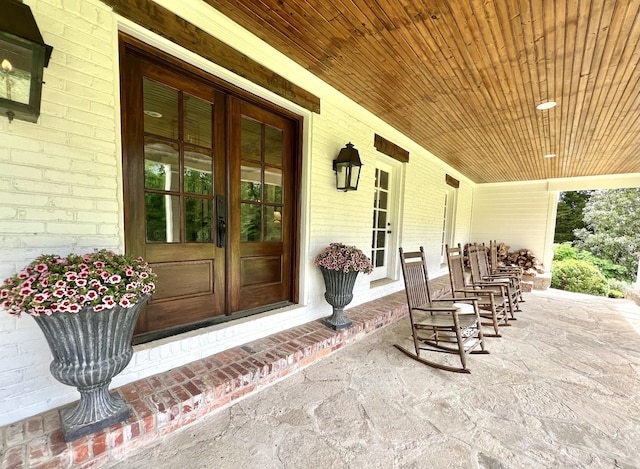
[144,110,163,118]
[543,153,556,158]
[536,101,557,110]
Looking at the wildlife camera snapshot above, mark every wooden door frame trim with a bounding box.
[101,0,320,114]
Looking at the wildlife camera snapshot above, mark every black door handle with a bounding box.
[216,195,226,247]
[217,219,226,247]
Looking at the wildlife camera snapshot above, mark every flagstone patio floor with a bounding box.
[2,281,640,469]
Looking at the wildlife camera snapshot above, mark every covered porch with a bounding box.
[2,285,640,468]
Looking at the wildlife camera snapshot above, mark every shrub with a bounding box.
[608,289,624,299]
[551,259,609,296]
[576,251,628,280]
[552,243,629,281]
[608,278,629,292]
[553,243,578,261]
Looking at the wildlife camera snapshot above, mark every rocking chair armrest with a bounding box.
[445,295,480,302]
[473,282,506,294]
[415,301,459,312]
[455,288,487,296]
[463,289,495,299]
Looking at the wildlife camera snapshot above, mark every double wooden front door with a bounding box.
[120,40,299,340]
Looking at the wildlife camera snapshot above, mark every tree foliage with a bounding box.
[553,191,591,243]
[573,188,640,281]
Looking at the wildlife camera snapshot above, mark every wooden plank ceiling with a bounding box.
[204,0,640,183]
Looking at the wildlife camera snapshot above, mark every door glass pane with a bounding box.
[241,117,261,161]
[265,126,283,166]
[375,251,385,267]
[264,206,282,241]
[184,197,212,242]
[184,147,213,195]
[379,191,388,210]
[241,163,262,201]
[240,203,261,242]
[377,211,386,228]
[143,79,178,139]
[264,168,282,204]
[184,94,212,147]
[145,193,180,243]
[144,139,179,192]
[376,230,386,249]
[379,170,389,190]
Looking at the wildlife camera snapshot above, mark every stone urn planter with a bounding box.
[0,250,156,441]
[315,243,373,330]
[319,267,359,330]
[31,297,149,440]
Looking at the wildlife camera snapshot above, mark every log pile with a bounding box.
[495,242,544,275]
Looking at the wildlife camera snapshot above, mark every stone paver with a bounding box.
[106,289,640,469]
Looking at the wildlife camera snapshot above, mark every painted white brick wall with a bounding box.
[0,0,122,425]
[0,0,477,425]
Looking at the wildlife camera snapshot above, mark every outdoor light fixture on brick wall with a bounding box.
[0,0,53,123]
[333,142,362,191]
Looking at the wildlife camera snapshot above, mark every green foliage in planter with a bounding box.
[551,259,609,296]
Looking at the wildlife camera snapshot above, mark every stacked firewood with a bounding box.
[495,242,544,274]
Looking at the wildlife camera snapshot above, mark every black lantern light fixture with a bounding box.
[0,0,53,123]
[333,142,362,191]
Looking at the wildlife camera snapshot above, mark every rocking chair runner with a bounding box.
[467,244,519,319]
[396,247,488,373]
[445,244,509,337]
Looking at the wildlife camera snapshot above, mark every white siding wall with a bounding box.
[0,0,475,425]
[470,181,556,267]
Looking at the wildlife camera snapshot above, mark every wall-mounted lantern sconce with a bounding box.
[0,0,53,123]
[333,142,362,191]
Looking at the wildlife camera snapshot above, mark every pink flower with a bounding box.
[34,263,48,273]
[20,287,34,296]
[54,280,66,288]
[52,289,66,298]
[68,304,81,313]
[32,293,48,303]
[108,274,121,284]
[65,272,78,281]
[93,304,105,312]
[85,290,98,301]
[0,289,8,299]
[94,261,105,268]
[102,296,115,308]
[75,278,87,287]
[125,268,135,277]
[119,297,132,307]
[99,270,110,280]
[17,272,29,280]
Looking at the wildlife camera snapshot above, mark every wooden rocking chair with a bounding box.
[475,243,523,309]
[489,240,525,302]
[467,243,519,320]
[445,244,509,337]
[396,247,488,373]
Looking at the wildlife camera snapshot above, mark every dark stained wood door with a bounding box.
[228,98,295,312]
[121,48,226,337]
[120,40,300,340]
